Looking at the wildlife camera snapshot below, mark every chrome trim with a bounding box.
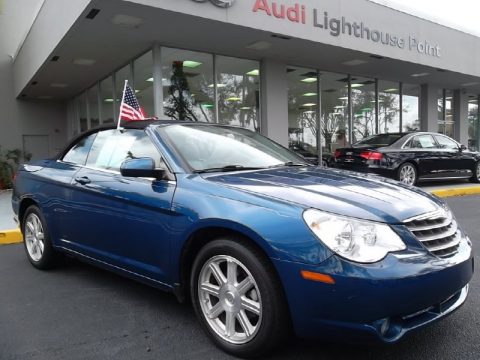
[404,208,460,257]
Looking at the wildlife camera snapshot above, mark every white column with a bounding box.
[153,44,164,118]
[420,84,440,132]
[260,59,288,146]
[453,89,469,145]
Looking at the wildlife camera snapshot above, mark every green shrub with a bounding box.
[0,147,31,190]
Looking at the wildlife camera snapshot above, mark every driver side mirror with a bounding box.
[120,158,165,179]
[460,144,467,151]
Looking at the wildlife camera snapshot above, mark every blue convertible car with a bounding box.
[12,121,473,357]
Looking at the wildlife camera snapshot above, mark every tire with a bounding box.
[397,162,418,186]
[22,205,61,270]
[190,237,290,358]
[469,161,480,183]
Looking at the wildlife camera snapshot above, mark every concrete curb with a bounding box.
[431,186,480,199]
[0,229,22,245]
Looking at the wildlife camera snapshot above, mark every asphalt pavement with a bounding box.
[0,196,479,360]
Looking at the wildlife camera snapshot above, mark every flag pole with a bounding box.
[116,80,128,130]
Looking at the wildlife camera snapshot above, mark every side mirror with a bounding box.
[120,158,165,179]
[460,144,467,151]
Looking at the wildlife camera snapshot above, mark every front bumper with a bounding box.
[273,234,474,343]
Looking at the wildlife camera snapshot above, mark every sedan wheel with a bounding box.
[198,255,262,344]
[22,205,61,269]
[398,163,417,186]
[24,213,45,262]
[191,238,289,357]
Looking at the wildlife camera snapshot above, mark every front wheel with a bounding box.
[469,161,480,183]
[397,162,418,186]
[190,238,289,358]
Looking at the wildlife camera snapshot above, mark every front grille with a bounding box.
[404,209,460,258]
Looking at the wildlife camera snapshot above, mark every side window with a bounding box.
[411,135,437,149]
[86,129,162,171]
[403,138,413,149]
[62,133,97,165]
[434,135,459,150]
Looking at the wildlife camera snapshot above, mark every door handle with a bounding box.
[74,176,91,185]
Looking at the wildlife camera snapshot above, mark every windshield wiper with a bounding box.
[269,161,310,168]
[193,165,265,174]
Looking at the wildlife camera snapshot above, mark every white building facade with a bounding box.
[1,0,480,161]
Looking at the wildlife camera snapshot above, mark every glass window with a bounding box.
[77,94,88,132]
[88,85,99,129]
[87,129,161,171]
[100,76,115,124]
[62,133,97,165]
[351,76,376,142]
[159,124,306,171]
[468,96,478,151]
[321,72,349,154]
[402,84,420,132]
[216,56,260,131]
[134,51,154,118]
[438,89,454,137]
[378,80,400,133]
[288,67,319,160]
[115,64,133,103]
[355,133,404,147]
[411,134,437,149]
[434,135,458,149]
[162,47,214,122]
[445,90,454,138]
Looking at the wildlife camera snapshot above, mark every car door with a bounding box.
[43,132,97,244]
[433,134,473,178]
[404,134,443,178]
[67,129,176,284]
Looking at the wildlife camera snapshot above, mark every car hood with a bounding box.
[204,167,443,223]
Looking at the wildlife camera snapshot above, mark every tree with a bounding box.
[164,61,201,121]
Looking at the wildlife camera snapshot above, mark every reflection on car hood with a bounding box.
[205,167,443,223]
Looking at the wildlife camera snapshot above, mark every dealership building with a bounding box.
[2,0,480,161]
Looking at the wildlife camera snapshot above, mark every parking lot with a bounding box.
[0,195,479,360]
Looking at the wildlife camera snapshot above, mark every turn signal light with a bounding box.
[360,151,383,161]
[301,270,335,284]
[334,150,342,158]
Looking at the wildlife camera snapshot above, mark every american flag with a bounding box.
[119,84,146,121]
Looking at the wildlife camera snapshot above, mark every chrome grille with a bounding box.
[404,209,460,258]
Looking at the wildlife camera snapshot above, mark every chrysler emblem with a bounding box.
[192,0,235,8]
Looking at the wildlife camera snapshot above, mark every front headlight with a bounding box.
[303,209,406,263]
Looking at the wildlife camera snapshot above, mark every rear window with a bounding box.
[354,134,404,147]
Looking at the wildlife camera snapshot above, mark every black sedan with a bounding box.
[333,132,480,186]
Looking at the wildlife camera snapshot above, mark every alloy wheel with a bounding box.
[198,255,262,344]
[399,164,416,185]
[24,213,45,262]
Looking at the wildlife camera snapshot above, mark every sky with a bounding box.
[369,0,480,37]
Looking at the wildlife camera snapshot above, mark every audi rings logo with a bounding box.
[192,0,236,9]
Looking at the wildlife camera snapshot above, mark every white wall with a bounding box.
[0,0,68,158]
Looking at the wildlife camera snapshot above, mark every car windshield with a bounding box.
[158,124,308,172]
[354,133,404,147]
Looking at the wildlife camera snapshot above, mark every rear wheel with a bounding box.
[22,205,61,269]
[470,161,480,183]
[190,238,289,358]
[397,162,418,186]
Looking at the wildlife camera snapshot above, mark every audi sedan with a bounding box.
[333,132,480,186]
[12,121,473,357]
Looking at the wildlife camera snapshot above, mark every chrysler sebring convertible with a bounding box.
[12,121,473,357]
